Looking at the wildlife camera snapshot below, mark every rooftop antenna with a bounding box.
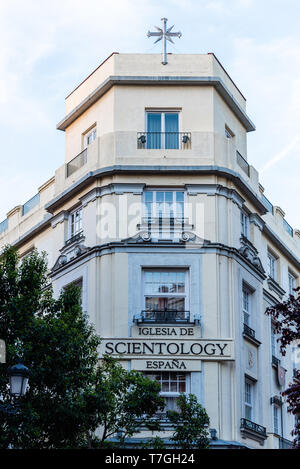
[147,18,182,65]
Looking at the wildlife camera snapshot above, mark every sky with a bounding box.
[0,0,300,228]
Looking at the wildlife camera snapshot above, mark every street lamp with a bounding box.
[8,362,29,399]
[0,362,29,414]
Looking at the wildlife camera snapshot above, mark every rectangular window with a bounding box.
[69,207,83,238]
[144,190,184,220]
[145,372,188,412]
[64,278,83,306]
[143,269,188,321]
[242,287,251,326]
[245,378,253,421]
[84,127,97,148]
[273,406,280,435]
[288,272,296,296]
[271,324,278,358]
[225,125,235,140]
[146,112,179,149]
[267,252,277,280]
[241,211,249,238]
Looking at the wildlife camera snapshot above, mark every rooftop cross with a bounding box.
[147,18,182,65]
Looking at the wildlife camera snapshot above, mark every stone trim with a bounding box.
[80,183,145,207]
[185,184,245,208]
[50,210,69,228]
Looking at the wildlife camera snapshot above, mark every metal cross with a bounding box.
[147,18,182,65]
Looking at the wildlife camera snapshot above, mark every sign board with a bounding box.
[0,340,6,363]
[131,325,201,339]
[100,338,234,361]
[131,359,202,372]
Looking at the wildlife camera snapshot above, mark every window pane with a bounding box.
[165,113,179,149]
[147,113,161,149]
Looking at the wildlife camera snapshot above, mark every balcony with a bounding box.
[134,310,191,324]
[137,132,191,150]
[272,355,280,368]
[243,324,261,346]
[65,230,84,247]
[279,437,293,449]
[66,149,87,177]
[240,418,267,444]
[236,151,250,177]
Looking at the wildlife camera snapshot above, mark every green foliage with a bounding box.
[167,394,210,449]
[0,246,165,449]
[92,356,165,448]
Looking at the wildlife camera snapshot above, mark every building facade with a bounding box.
[0,52,299,449]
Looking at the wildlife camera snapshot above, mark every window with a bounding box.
[267,252,277,280]
[146,111,179,149]
[144,190,184,220]
[143,269,188,320]
[244,378,254,421]
[242,286,251,327]
[271,324,278,358]
[69,207,83,238]
[241,211,249,238]
[84,127,97,148]
[288,272,296,296]
[273,406,281,435]
[145,372,188,412]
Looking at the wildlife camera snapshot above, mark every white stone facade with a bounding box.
[1,52,299,449]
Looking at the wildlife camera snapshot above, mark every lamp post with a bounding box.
[0,362,29,414]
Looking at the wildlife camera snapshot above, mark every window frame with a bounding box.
[142,189,186,220]
[244,377,254,421]
[83,126,97,149]
[271,322,278,358]
[242,286,251,327]
[273,405,281,435]
[240,210,249,239]
[145,110,181,149]
[69,206,83,238]
[288,271,297,296]
[267,251,277,281]
[145,371,190,413]
[142,268,189,314]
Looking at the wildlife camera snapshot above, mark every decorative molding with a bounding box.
[56,75,255,132]
[80,183,145,207]
[267,276,286,299]
[52,241,90,272]
[50,210,69,228]
[185,184,245,208]
[249,213,264,231]
[239,236,265,276]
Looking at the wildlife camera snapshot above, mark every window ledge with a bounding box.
[243,332,261,347]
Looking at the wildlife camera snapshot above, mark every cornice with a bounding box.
[56,75,255,132]
[44,165,267,215]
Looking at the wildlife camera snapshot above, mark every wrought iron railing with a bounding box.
[279,437,293,449]
[243,323,256,340]
[236,151,250,177]
[65,231,84,246]
[0,218,8,235]
[272,355,280,368]
[66,149,87,177]
[139,310,191,323]
[240,418,267,437]
[137,132,191,150]
[22,193,40,216]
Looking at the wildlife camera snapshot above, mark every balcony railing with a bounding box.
[283,218,293,237]
[66,149,87,177]
[272,355,280,368]
[22,193,40,216]
[137,310,191,324]
[137,132,191,150]
[240,418,267,438]
[262,194,274,214]
[243,323,256,340]
[0,218,8,235]
[279,437,293,449]
[236,151,250,177]
[65,231,84,246]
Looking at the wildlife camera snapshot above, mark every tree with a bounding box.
[90,356,165,448]
[265,288,300,449]
[167,394,210,449]
[0,246,164,449]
